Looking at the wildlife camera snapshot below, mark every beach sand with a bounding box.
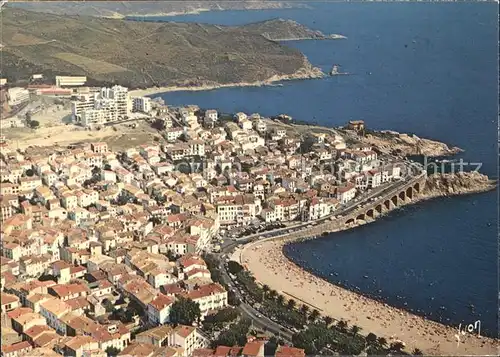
[241,239,499,355]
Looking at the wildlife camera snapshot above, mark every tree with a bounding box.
[268,290,278,301]
[336,319,348,333]
[323,316,333,326]
[276,294,285,306]
[300,304,309,316]
[25,169,34,177]
[227,261,244,275]
[105,347,120,357]
[287,299,296,310]
[365,332,378,346]
[151,119,166,130]
[29,120,40,128]
[262,284,270,296]
[389,341,405,354]
[377,337,388,349]
[412,348,423,355]
[169,297,201,325]
[350,324,361,336]
[309,309,320,322]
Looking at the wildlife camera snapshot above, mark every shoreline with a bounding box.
[129,65,324,97]
[240,180,498,356]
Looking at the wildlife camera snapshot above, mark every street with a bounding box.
[215,163,425,338]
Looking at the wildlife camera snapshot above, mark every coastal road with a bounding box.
[216,166,425,338]
[221,163,420,252]
[218,259,293,341]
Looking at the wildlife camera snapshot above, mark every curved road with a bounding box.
[217,163,425,340]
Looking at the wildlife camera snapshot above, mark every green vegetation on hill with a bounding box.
[1,8,318,88]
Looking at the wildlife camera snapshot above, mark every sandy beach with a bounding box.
[241,238,498,355]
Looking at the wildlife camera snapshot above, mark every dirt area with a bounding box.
[1,96,160,151]
[4,121,160,152]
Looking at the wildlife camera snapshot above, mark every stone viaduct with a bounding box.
[342,172,428,227]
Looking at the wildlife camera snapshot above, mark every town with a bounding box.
[1,76,415,357]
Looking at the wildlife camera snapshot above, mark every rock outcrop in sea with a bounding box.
[422,171,496,198]
[360,131,463,157]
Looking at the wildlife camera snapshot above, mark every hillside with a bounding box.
[1,8,322,89]
[8,1,303,18]
[240,18,346,41]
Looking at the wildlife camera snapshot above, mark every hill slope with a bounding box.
[1,8,321,88]
[8,1,302,18]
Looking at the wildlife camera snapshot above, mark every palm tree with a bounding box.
[323,316,333,326]
[350,324,361,336]
[309,309,320,322]
[389,342,405,354]
[300,304,310,316]
[276,294,285,306]
[268,290,278,301]
[262,284,270,296]
[287,299,296,310]
[365,332,378,346]
[336,319,348,333]
[412,348,423,355]
[377,337,388,349]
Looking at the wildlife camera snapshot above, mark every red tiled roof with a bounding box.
[1,341,32,353]
[242,341,264,357]
[149,294,174,311]
[275,346,306,357]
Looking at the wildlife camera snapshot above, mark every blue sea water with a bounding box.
[138,2,498,336]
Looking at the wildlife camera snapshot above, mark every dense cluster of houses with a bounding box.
[0,103,403,356]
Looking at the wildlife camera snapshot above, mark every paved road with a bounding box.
[216,163,424,338]
[218,259,293,341]
[221,164,422,253]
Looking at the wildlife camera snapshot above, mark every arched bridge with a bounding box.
[343,173,427,227]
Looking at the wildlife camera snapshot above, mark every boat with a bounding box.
[329,65,340,76]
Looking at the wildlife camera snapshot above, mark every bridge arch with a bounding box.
[391,196,398,206]
[413,182,421,193]
[376,204,383,215]
[398,191,406,201]
[406,187,413,199]
[366,209,375,219]
[345,218,355,226]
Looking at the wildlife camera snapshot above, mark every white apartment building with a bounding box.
[132,97,152,113]
[7,87,30,106]
[182,283,228,319]
[72,85,129,126]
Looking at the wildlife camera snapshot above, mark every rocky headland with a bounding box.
[240,18,346,41]
[360,131,463,157]
[421,171,496,198]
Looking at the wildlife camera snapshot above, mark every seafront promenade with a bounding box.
[231,171,498,356]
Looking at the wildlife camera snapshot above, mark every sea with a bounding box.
[131,2,499,337]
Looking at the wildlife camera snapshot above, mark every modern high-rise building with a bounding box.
[71,85,129,126]
[132,97,152,113]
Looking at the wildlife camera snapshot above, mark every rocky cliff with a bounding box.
[360,131,463,157]
[422,171,496,198]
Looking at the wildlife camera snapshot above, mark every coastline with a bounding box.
[128,64,324,97]
[240,179,498,356]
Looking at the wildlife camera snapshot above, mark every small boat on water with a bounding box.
[329,64,349,76]
[330,65,340,76]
